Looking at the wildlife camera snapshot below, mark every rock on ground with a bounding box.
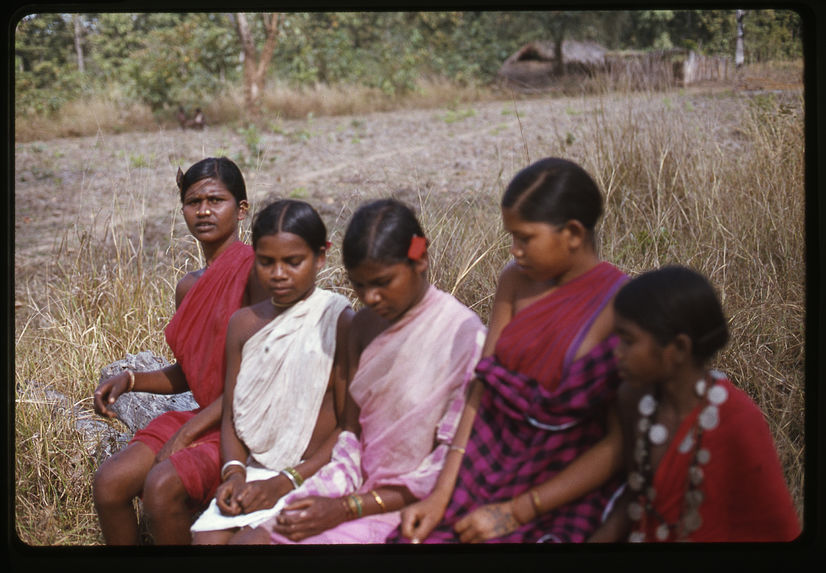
[22,350,198,466]
[101,350,198,435]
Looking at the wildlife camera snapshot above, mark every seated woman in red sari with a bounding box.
[394,157,627,544]
[588,266,800,542]
[92,157,268,545]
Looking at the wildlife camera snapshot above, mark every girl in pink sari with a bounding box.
[232,198,486,544]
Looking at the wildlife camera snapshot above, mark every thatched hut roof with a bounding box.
[503,40,607,67]
[497,40,607,90]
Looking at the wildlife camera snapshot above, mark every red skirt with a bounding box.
[131,410,221,508]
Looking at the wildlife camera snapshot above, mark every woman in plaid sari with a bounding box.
[393,157,627,544]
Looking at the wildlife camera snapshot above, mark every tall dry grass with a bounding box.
[14,81,805,545]
[14,193,194,544]
[588,88,806,518]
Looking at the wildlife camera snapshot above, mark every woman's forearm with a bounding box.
[428,379,485,502]
[514,410,623,518]
[176,394,224,444]
[130,363,189,394]
[588,488,631,542]
[219,409,249,468]
[343,485,416,520]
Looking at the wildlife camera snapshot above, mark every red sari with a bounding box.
[398,262,627,543]
[632,376,800,542]
[131,240,254,506]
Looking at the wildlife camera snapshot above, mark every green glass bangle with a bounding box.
[350,494,363,518]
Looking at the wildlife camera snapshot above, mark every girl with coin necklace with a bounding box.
[589,266,800,543]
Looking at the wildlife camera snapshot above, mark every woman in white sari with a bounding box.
[191,199,352,544]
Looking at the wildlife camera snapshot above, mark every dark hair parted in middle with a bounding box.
[342,198,425,270]
[502,157,603,231]
[177,156,247,205]
[614,265,730,364]
[252,199,328,253]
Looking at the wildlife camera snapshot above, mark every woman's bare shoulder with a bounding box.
[347,307,387,357]
[174,269,204,308]
[337,305,356,335]
[497,260,524,287]
[497,260,554,312]
[494,261,529,302]
[227,300,274,346]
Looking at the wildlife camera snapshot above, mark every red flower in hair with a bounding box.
[407,235,427,261]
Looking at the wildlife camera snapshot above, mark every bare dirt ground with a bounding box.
[13,95,581,293]
[12,79,795,302]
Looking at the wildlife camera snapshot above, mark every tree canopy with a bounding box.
[14,10,803,117]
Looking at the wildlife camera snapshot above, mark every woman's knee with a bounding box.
[192,529,235,545]
[229,526,271,545]
[143,460,188,512]
[93,462,120,506]
[93,449,146,506]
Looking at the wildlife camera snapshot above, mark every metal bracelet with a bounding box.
[220,459,246,481]
[280,468,300,490]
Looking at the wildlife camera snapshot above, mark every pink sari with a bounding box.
[261,285,485,543]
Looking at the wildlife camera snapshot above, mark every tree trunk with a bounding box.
[235,13,280,117]
[553,35,564,76]
[72,14,85,74]
[735,10,746,69]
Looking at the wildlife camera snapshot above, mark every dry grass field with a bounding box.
[13,69,806,545]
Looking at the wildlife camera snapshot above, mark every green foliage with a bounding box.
[742,10,803,61]
[14,10,804,120]
[268,12,427,95]
[123,14,238,110]
[15,14,84,114]
[15,13,75,71]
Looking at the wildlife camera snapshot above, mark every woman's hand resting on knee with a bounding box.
[453,501,521,543]
[399,492,450,543]
[272,496,349,541]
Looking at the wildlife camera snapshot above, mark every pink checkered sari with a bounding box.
[398,262,626,543]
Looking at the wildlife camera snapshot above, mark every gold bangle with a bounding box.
[345,494,362,518]
[344,494,357,518]
[529,489,542,517]
[449,444,466,455]
[369,489,387,512]
[282,466,304,488]
[280,469,299,489]
[125,370,135,393]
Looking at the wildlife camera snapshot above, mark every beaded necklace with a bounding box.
[626,370,729,542]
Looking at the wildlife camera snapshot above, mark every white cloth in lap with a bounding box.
[191,466,288,532]
[190,288,349,533]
